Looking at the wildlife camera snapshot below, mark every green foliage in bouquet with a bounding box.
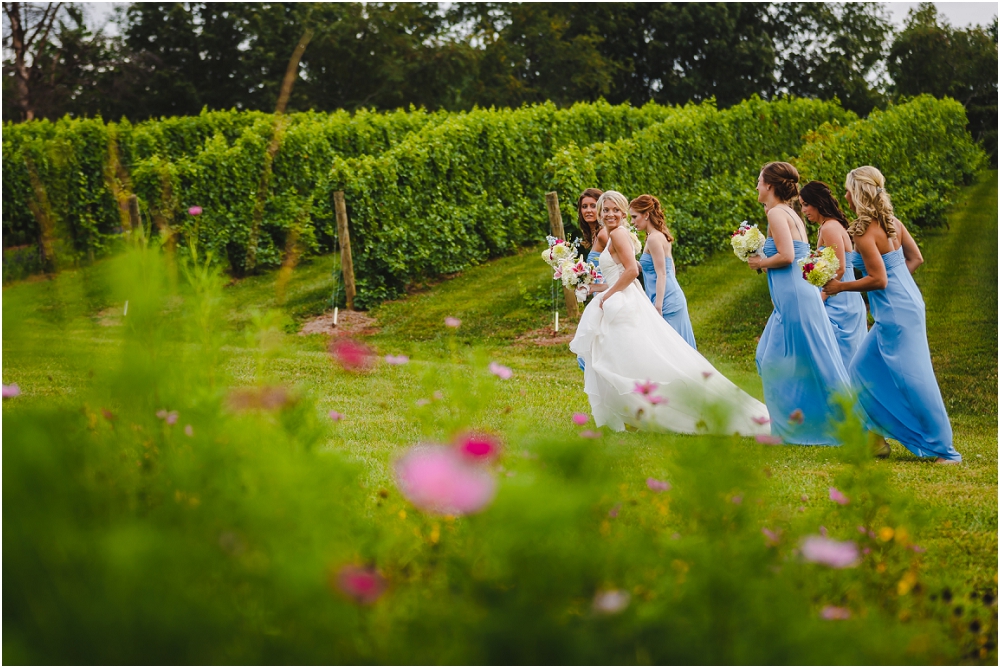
[797,94,987,234]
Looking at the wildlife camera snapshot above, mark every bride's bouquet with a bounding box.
[541,236,579,268]
[798,246,839,287]
[555,258,601,302]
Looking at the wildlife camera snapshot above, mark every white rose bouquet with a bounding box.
[730,220,767,262]
[798,246,840,287]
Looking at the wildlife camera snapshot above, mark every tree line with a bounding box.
[2,2,996,156]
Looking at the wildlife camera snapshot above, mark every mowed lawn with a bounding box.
[3,172,997,604]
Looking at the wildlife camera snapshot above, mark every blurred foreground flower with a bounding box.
[156,409,179,425]
[333,565,386,605]
[828,487,849,505]
[646,478,670,493]
[444,317,461,328]
[755,434,782,445]
[184,424,194,437]
[820,605,851,620]
[395,445,496,516]
[328,410,345,421]
[633,380,657,397]
[384,354,409,365]
[789,408,805,425]
[580,430,602,439]
[762,527,782,546]
[800,536,860,569]
[329,338,374,372]
[489,362,512,379]
[3,383,21,399]
[592,590,630,615]
[187,206,203,216]
[572,412,589,426]
[752,415,770,425]
[454,431,502,462]
[226,386,293,412]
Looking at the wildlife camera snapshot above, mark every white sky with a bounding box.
[69,2,1000,39]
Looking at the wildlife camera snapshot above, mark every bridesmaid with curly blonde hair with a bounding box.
[823,166,960,463]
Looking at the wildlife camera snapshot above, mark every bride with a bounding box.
[570,191,771,436]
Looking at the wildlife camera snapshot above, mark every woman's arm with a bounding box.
[648,234,668,315]
[824,227,887,295]
[896,218,923,274]
[599,227,640,309]
[748,208,795,271]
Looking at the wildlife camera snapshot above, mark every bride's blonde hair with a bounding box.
[845,166,896,238]
[596,190,631,226]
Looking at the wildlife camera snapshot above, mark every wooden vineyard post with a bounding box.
[334,191,357,311]
[545,191,579,320]
[127,195,140,230]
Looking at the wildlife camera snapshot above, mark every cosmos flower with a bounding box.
[395,445,497,516]
[800,536,860,569]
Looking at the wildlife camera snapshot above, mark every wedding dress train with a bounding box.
[570,249,771,435]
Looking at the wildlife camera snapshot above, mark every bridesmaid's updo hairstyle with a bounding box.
[577,187,604,249]
[596,190,631,226]
[845,166,896,238]
[761,161,800,202]
[799,181,849,230]
[629,194,674,243]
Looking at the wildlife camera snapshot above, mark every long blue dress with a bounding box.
[821,248,868,368]
[850,248,959,461]
[639,253,697,349]
[755,239,852,445]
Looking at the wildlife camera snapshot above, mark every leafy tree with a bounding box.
[888,2,998,161]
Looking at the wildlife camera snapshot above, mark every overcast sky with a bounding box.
[71,1,1000,38]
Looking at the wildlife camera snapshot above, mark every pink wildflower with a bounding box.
[592,590,630,614]
[752,415,770,425]
[2,383,21,399]
[415,399,431,407]
[444,317,462,328]
[395,445,497,516]
[187,206,203,216]
[384,354,409,365]
[633,380,657,397]
[755,434,782,445]
[801,494,809,502]
[608,503,621,518]
[762,527,782,546]
[329,338,374,372]
[819,525,828,537]
[909,544,926,553]
[572,412,589,426]
[732,495,743,505]
[647,395,666,405]
[328,410,344,421]
[857,525,867,534]
[820,606,851,620]
[646,478,671,493]
[828,487,849,505]
[800,536,860,569]
[789,408,805,425]
[580,430,602,439]
[157,409,179,425]
[454,431,502,462]
[489,362,513,379]
[701,371,713,379]
[184,424,194,437]
[333,565,386,605]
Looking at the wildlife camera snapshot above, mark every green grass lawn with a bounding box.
[3,172,996,663]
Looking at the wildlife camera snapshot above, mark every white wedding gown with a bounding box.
[570,249,771,435]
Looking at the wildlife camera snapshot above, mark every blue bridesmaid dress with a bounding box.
[639,253,697,349]
[821,247,868,367]
[755,239,852,445]
[850,248,960,461]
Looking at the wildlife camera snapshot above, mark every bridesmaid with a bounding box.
[577,188,607,266]
[630,194,697,349]
[799,181,867,367]
[823,167,960,463]
[747,162,851,445]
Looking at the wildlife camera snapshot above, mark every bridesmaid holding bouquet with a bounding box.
[823,167,960,463]
[748,162,851,445]
[799,181,867,367]
[577,188,607,266]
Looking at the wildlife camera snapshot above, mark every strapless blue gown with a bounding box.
[755,239,851,445]
[821,248,868,367]
[850,248,959,461]
[639,253,697,349]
